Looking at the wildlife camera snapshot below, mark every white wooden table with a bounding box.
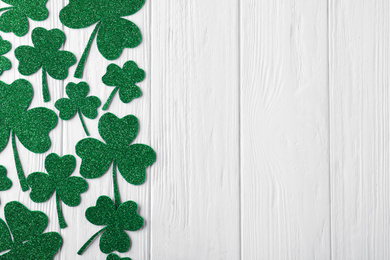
[0,0,388,259]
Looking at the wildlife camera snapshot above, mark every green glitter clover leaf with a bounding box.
[0,36,10,75]
[59,0,145,78]
[78,196,143,255]
[0,201,62,259]
[15,27,76,102]
[102,60,145,110]
[0,166,11,191]
[0,79,57,192]
[0,0,48,37]
[75,113,155,207]
[107,253,131,260]
[27,153,88,229]
[55,82,101,136]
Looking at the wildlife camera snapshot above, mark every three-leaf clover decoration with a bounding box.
[0,201,62,259]
[76,113,156,207]
[78,196,143,255]
[102,60,145,110]
[0,166,11,192]
[0,0,48,37]
[0,79,57,192]
[59,0,145,78]
[15,27,76,102]
[107,253,131,260]
[27,153,88,229]
[55,82,101,136]
[0,36,10,75]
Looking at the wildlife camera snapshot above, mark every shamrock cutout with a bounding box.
[76,113,155,207]
[107,253,131,260]
[0,201,62,259]
[0,0,48,37]
[27,153,88,229]
[102,60,145,110]
[0,166,11,191]
[0,79,57,192]
[55,82,101,136]
[0,36,10,75]
[59,0,145,78]
[15,27,76,102]
[78,196,143,255]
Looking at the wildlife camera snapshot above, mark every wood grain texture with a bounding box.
[240,0,330,259]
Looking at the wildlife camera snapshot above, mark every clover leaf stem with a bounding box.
[77,226,107,255]
[74,22,101,79]
[42,68,50,102]
[56,193,67,229]
[112,161,121,208]
[77,109,90,136]
[102,87,119,111]
[0,7,12,12]
[11,131,28,192]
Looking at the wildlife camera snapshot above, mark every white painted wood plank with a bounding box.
[150,1,240,259]
[240,0,330,259]
[329,1,390,259]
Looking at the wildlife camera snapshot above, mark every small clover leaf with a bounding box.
[0,166,11,191]
[59,0,145,78]
[55,82,101,136]
[102,60,145,110]
[0,79,57,192]
[0,201,62,259]
[76,113,156,206]
[0,0,48,37]
[107,253,132,260]
[15,27,76,102]
[0,36,10,75]
[78,196,143,255]
[27,153,88,229]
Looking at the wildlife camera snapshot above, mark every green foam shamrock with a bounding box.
[0,0,48,37]
[107,253,131,260]
[55,82,101,136]
[76,113,155,207]
[27,153,88,229]
[0,201,62,259]
[78,196,143,255]
[59,0,145,78]
[0,36,10,75]
[15,27,76,102]
[102,60,145,110]
[0,79,57,192]
[0,166,11,191]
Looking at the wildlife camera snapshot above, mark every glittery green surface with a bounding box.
[107,253,132,260]
[0,36,11,75]
[0,201,62,259]
[75,112,155,206]
[59,0,145,78]
[15,27,76,102]
[78,196,143,255]
[102,60,145,110]
[0,0,48,37]
[27,153,88,229]
[0,166,11,191]
[55,81,101,136]
[0,79,57,192]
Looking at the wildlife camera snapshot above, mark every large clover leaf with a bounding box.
[0,79,57,192]
[102,60,145,110]
[0,0,48,37]
[77,196,143,255]
[27,153,88,229]
[59,0,145,78]
[15,27,76,102]
[0,36,10,75]
[0,201,62,259]
[76,113,155,206]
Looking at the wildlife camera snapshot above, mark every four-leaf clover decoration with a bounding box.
[27,153,88,229]
[0,0,48,37]
[102,60,145,110]
[59,0,145,78]
[0,36,10,75]
[0,79,57,192]
[107,253,131,260]
[55,82,101,136]
[78,196,143,255]
[0,201,62,259]
[76,113,156,207]
[0,166,11,192]
[15,27,76,102]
